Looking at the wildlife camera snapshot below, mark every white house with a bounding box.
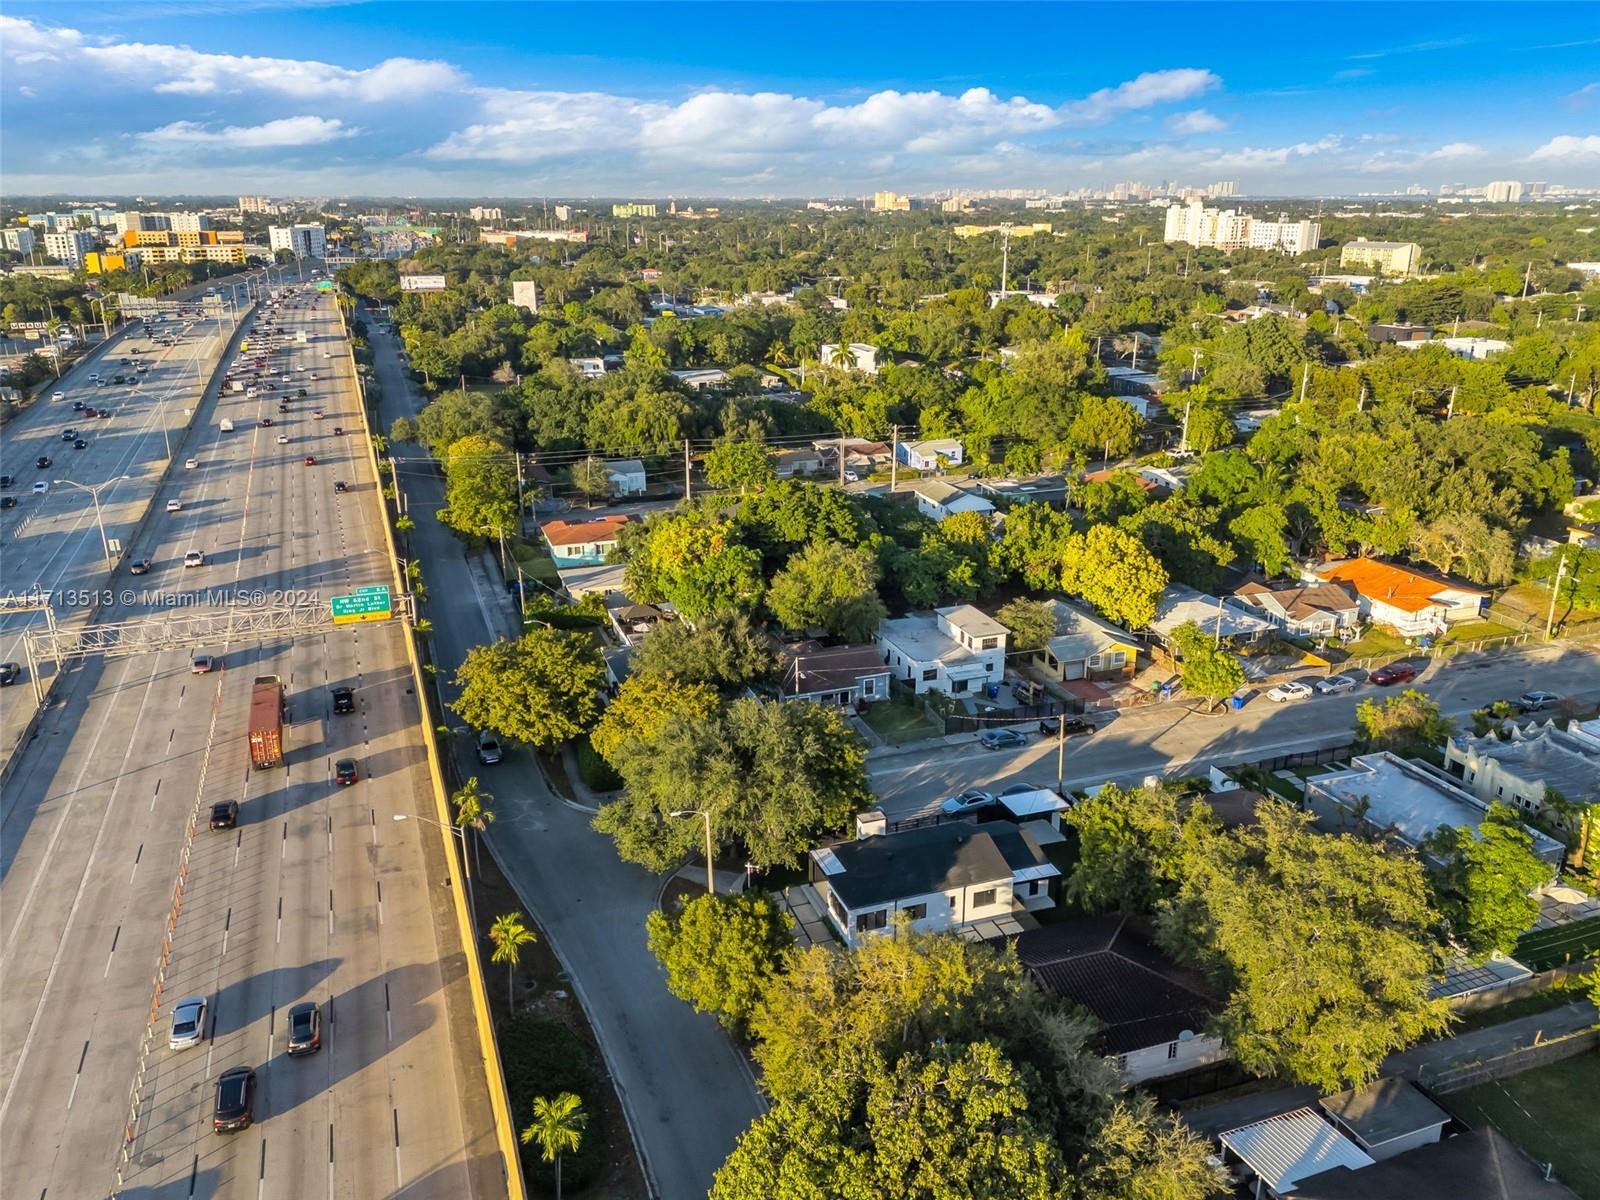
[1310,558,1487,636]
[904,478,996,522]
[1015,915,1227,1083]
[669,367,728,390]
[1395,336,1508,361]
[1231,580,1361,639]
[603,459,647,496]
[567,357,608,379]
[897,438,965,471]
[809,822,1057,949]
[877,605,1007,696]
[819,342,879,374]
[778,643,893,708]
[1443,718,1600,823]
[1149,583,1274,646]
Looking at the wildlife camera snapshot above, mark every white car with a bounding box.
[183,550,204,568]
[277,434,289,444]
[1266,680,1314,703]
[32,481,48,495]
[185,458,198,469]
[166,499,182,513]
[52,390,65,402]
[169,996,207,1050]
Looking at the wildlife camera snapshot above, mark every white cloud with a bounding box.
[0,15,462,100]
[1060,69,1219,125]
[1527,134,1600,163]
[137,115,358,147]
[1167,108,1227,135]
[1359,141,1485,172]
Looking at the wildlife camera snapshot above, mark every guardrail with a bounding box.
[336,296,527,1200]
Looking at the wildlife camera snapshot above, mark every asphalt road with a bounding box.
[0,286,503,1200]
[365,308,764,1200]
[868,642,1600,819]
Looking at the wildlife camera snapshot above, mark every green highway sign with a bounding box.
[331,588,392,624]
[355,585,391,596]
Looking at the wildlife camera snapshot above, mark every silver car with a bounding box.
[169,996,207,1050]
[940,789,996,816]
[1313,674,1360,695]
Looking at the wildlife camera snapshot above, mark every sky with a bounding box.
[3,1,1599,199]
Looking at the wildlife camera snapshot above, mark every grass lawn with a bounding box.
[1342,627,1411,659]
[1446,1054,1600,1200]
[1439,619,1518,644]
[861,699,941,745]
[1515,913,1600,970]
[1259,772,1303,802]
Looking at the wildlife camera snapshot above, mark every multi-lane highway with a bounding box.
[0,284,504,1199]
[0,303,243,756]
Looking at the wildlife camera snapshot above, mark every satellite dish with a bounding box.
[1178,1029,1195,1042]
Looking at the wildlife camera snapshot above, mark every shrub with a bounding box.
[576,734,623,792]
[500,1019,604,1191]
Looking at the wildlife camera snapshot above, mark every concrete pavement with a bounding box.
[868,642,1600,820]
[1,286,502,1200]
[366,309,763,1200]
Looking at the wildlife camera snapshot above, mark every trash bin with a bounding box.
[1231,695,1244,710]
[986,683,1000,700]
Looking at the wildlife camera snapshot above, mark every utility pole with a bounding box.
[1545,552,1570,641]
[1522,261,1533,300]
[1130,338,1139,371]
[1299,362,1310,403]
[683,438,692,501]
[999,223,1013,297]
[1358,383,1367,412]
[838,432,846,486]
[1568,373,1577,407]
[1180,399,1193,452]
[1055,716,1068,791]
[889,424,899,493]
[513,453,526,537]
[1446,385,1458,419]
[1190,346,1202,384]
[1214,593,1226,647]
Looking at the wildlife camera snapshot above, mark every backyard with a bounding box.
[1515,913,1600,971]
[1445,1053,1600,1200]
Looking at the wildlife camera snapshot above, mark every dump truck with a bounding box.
[248,675,285,768]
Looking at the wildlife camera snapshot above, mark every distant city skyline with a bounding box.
[2,3,1598,197]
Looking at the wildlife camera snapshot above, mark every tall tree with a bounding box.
[1066,783,1195,913]
[1061,524,1170,629]
[646,892,795,1035]
[1169,621,1247,711]
[1069,393,1144,464]
[704,440,777,494]
[451,777,495,872]
[452,629,606,749]
[520,1092,587,1200]
[619,512,765,618]
[1356,688,1456,755]
[1427,803,1553,958]
[767,540,887,641]
[995,597,1058,653]
[631,610,778,692]
[594,697,870,871]
[1160,803,1452,1091]
[488,911,538,1002]
[588,675,722,766]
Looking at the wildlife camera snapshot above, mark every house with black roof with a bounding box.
[1013,914,1227,1082]
[808,822,1058,949]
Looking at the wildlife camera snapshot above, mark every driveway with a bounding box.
[365,311,763,1199]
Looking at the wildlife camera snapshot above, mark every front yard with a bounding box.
[860,696,941,745]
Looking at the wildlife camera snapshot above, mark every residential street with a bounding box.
[365,312,764,1200]
[869,642,1600,818]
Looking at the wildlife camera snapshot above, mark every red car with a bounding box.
[1369,663,1418,686]
[304,455,316,465]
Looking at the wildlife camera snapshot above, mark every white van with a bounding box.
[220,419,235,432]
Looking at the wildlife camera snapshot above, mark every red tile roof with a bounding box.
[1312,558,1485,614]
[541,515,633,547]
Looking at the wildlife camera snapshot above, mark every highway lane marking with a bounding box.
[0,653,158,1126]
[129,843,143,884]
[188,1152,198,1197]
[281,820,288,859]
[234,828,242,868]
[328,888,334,937]
[258,1136,267,1200]
[222,907,232,957]
[384,982,392,1043]
[328,1123,335,1200]
[65,1039,89,1110]
[370,808,376,844]
[104,925,121,978]
[375,880,383,926]
[276,895,282,944]
[392,1107,402,1190]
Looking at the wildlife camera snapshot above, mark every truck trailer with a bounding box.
[248,675,285,768]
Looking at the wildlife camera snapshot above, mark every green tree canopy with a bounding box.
[1356,688,1456,755]
[1169,622,1247,710]
[1061,524,1170,630]
[767,540,887,642]
[1160,802,1452,1091]
[1427,803,1553,959]
[631,609,778,692]
[996,597,1058,652]
[619,512,766,618]
[1066,783,1197,914]
[593,697,870,871]
[646,892,795,1035]
[588,674,723,766]
[452,629,606,749]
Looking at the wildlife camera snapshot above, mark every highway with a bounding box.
[0,284,504,1199]
[0,302,242,758]
[868,642,1600,818]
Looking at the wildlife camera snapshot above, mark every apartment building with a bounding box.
[1163,200,1319,255]
[612,203,657,218]
[871,191,911,212]
[1485,180,1524,203]
[43,229,95,268]
[468,206,503,221]
[2,227,37,256]
[268,223,327,259]
[1340,240,1421,276]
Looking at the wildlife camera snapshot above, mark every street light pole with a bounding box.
[670,809,716,897]
[54,475,128,561]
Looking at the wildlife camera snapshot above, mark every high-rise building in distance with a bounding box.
[1485,180,1524,203]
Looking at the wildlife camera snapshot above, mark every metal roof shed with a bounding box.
[1219,1108,1374,1198]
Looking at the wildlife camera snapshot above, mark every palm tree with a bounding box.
[828,341,858,370]
[520,1092,587,1200]
[488,911,537,1007]
[452,777,495,874]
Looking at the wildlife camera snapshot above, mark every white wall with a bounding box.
[1118,1033,1227,1083]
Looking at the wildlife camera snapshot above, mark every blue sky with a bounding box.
[3,2,1598,197]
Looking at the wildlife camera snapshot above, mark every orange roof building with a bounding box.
[1311,558,1487,635]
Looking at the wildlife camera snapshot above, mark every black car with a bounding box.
[0,476,11,489]
[62,429,76,441]
[72,401,84,411]
[35,456,52,469]
[0,496,15,509]
[331,686,355,714]
[334,758,358,785]
[333,480,347,494]
[209,801,238,830]
[286,1002,322,1056]
[1038,716,1093,737]
[212,1067,256,1132]
[74,439,87,450]
[0,662,20,686]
